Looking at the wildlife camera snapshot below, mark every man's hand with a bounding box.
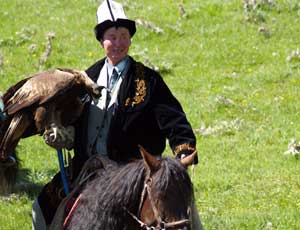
[176,149,198,166]
[43,124,75,150]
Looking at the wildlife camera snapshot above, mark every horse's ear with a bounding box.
[180,150,197,168]
[138,145,160,171]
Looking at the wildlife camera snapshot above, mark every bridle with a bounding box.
[125,173,191,230]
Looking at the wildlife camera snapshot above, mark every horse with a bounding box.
[51,146,197,230]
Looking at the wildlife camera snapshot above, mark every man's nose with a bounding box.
[113,38,121,46]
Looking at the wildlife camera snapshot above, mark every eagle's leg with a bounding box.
[43,124,75,150]
[41,104,74,150]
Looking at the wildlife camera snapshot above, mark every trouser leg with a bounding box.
[191,201,202,230]
[32,199,48,230]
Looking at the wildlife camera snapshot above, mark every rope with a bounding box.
[125,174,191,229]
[57,149,70,195]
[62,194,82,229]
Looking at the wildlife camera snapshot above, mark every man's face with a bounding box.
[101,27,131,66]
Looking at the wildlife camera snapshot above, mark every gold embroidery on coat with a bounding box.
[174,143,195,155]
[125,62,147,107]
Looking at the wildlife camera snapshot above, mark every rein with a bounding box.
[125,173,190,230]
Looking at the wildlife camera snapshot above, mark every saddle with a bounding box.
[50,154,116,230]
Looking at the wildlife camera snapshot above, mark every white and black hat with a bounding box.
[94,0,136,41]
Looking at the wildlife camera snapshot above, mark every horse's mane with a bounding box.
[67,156,193,230]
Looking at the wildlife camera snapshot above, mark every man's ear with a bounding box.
[100,40,104,48]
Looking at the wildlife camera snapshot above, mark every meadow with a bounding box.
[1,0,300,229]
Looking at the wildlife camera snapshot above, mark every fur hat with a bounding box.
[94,0,136,41]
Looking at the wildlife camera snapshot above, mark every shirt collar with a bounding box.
[106,56,129,77]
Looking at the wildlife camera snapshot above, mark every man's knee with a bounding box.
[32,199,48,230]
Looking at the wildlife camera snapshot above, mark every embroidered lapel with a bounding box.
[124,62,147,108]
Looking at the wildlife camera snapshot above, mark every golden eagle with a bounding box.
[0,68,101,194]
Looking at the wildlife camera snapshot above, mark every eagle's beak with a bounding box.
[92,85,105,99]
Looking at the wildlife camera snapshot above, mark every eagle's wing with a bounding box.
[1,68,101,159]
[0,113,31,160]
[4,69,76,115]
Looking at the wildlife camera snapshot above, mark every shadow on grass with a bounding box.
[14,168,57,199]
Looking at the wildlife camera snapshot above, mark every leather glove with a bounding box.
[43,124,75,150]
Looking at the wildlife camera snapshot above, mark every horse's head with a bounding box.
[131,145,195,230]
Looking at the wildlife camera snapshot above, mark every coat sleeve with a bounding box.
[150,72,198,164]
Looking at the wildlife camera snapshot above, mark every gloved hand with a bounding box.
[43,124,75,150]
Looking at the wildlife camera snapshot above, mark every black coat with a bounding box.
[73,56,196,170]
[38,56,197,224]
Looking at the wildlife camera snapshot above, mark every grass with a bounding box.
[1,0,300,229]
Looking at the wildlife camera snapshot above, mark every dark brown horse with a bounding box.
[51,146,196,230]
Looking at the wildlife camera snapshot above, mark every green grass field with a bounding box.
[1,0,300,229]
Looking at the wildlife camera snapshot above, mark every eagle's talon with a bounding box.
[43,125,75,150]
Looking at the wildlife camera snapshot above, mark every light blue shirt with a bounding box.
[107,56,129,89]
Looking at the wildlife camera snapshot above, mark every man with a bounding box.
[33,0,200,229]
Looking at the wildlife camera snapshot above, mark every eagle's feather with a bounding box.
[0,68,101,160]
